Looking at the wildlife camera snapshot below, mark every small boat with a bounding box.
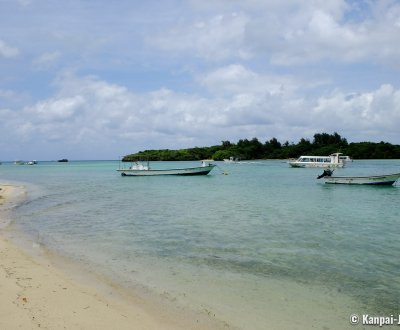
[223,156,240,164]
[14,160,38,165]
[339,155,352,163]
[58,158,69,162]
[317,169,400,186]
[117,161,216,176]
[289,153,346,168]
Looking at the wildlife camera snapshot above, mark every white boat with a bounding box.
[223,156,240,164]
[317,169,400,185]
[117,161,216,176]
[288,153,346,168]
[339,155,352,162]
[14,160,37,165]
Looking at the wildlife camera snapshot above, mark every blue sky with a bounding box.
[1,0,400,160]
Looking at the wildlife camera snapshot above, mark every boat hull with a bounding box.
[117,165,215,176]
[323,173,400,185]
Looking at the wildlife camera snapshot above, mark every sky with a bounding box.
[1,0,400,160]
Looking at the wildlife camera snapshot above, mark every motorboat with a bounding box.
[339,155,352,162]
[317,169,400,185]
[117,161,216,176]
[223,156,240,164]
[289,153,346,168]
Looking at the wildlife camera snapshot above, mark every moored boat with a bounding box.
[317,169,400,185]
[289,153,346,168]
[117,161,216,176]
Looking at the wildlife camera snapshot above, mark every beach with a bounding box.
[0,183,224,330]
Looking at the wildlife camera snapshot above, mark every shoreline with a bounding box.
[0,183,227,330]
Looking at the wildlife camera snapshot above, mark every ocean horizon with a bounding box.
[1,159,400,329]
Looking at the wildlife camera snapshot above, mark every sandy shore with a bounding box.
[0,184,225,330]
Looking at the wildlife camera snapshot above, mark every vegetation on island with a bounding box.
[122,132,400,161]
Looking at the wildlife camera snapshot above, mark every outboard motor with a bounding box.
[317,169,334,179]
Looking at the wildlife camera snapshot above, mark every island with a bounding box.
[122,132,400,161]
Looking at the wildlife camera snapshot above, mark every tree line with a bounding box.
[122,132,400,161]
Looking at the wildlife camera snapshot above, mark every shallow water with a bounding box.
[1,159,400,328]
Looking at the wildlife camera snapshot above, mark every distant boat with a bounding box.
[289,153,346,168]
[223,156,240,164]
[117,161,216,176]
[317,169,400,185]
[58,159,69,162]
[339,155,352,163]
[14,160,38,165]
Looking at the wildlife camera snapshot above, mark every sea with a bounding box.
[1,159,400,329]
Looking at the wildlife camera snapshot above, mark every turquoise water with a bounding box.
[1,160,400,327]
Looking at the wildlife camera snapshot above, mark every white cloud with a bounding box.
[0,39,19,58]
[146,1,400,67]
[148,12,250,61]
[26,96,85,122]
[261,1,400,66]
[198,64,298,96]
[312,84,400,139]
[2,72,399,159]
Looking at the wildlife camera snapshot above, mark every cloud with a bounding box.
[2,71,399,159]
[146,1,400,67]
[32,51,61,70]
[0,39,19,58]
[312,84,400,141]
[26,96,85,122]
[265,1,400,66]
[198,64,298,96]
[148,12,250,61]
